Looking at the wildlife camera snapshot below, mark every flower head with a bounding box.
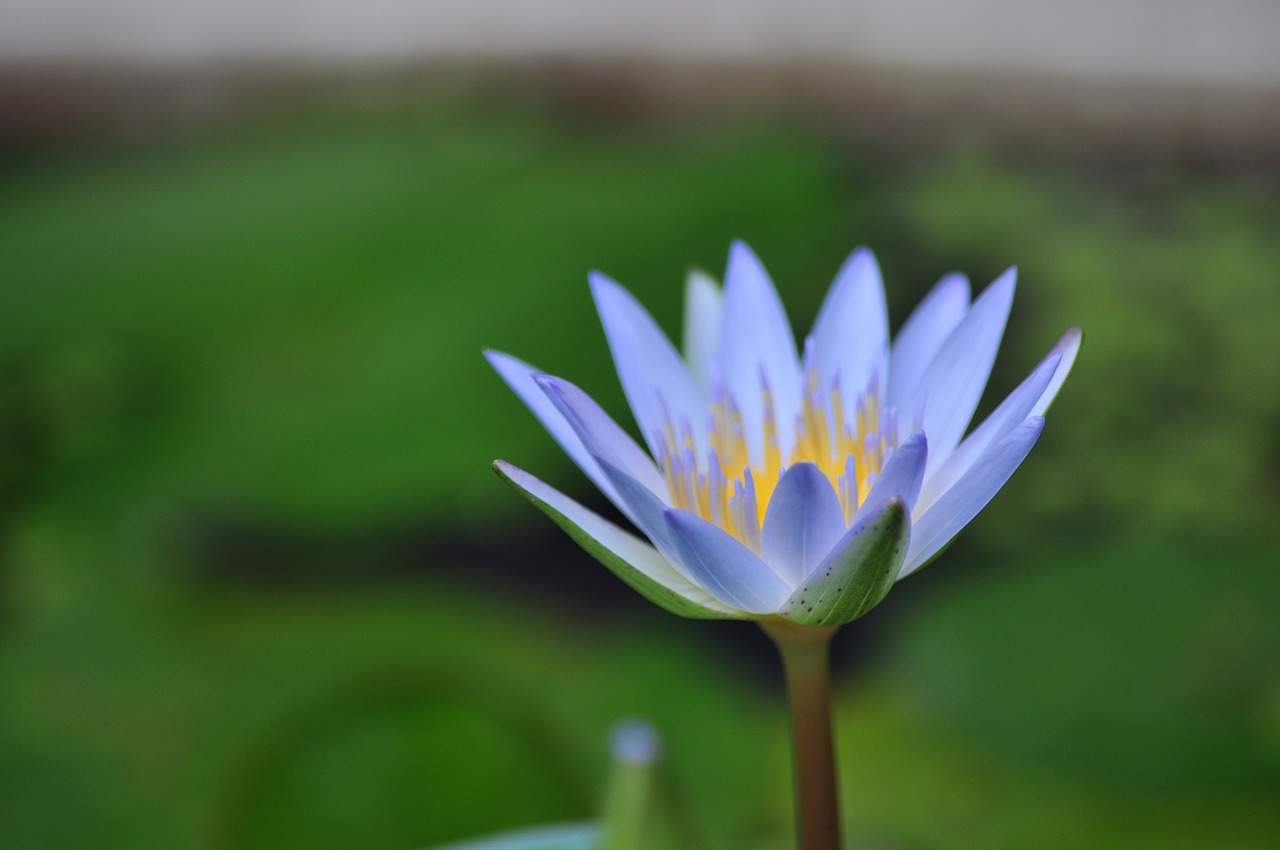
[489,242,1079,624]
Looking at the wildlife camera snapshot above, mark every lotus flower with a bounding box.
[488,242,1079,625]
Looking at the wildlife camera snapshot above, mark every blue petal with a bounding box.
[683,269,723,396]
[855,430,928,522]
[905,268,1016,472]
[918,346,1061,513]
[486,350,623,506]
[887,272,970,412]
[809,247,888,405]
[902,415,1045,576]
[759,462,847,586]
[494,461,735,618]
[1030,327,1083,416]
[715,241,802,464]
[663,509,792,614]
[590,271,709,459]
[536,374,668,503]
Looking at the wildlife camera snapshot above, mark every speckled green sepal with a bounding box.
[778,498,909,627]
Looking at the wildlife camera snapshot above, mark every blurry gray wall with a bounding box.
[3,0,1279,86]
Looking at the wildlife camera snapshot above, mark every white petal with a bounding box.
[888,272,970,411]
[901,415,1045,576]
[854,430,928,523]
[683,269,723,396]
[495,461,735,617]
[663,509,792,614]
[907,268,1016,473]
[810,247,888,405]
[485,350,623,507]
[590,271,709,458]
[760,462,846,587]
[715,241,802,463]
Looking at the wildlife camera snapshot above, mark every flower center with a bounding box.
[655,367,896,552]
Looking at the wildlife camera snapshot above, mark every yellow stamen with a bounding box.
[656,370,895,548]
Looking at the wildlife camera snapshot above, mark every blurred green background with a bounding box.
[1,68,1278,850]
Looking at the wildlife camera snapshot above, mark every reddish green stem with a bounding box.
[761,620,842,850]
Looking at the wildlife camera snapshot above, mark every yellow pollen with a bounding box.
[657,369,895,549]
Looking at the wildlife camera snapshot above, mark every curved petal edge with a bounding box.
[901,415,1045,577]
[494,461,736,619]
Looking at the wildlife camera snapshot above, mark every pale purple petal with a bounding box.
[901,415,1045,576]
[887,272,970,411]
[592,456,686,573]
[917,347,1061,513]
[663,509,792,614]
[759,462,846,586]
[683,269,723,396]
[809,247,888,405]
[486,350,623,506]
[536,374,668,502]
[495,461,735,617]
[854,430,928,523]
[1031,327,1083,416]
[715,241,801,463]
[906,268,1016,473]
[590,271,709,458]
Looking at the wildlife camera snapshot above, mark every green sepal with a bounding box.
[494,462,734,620]
[777,497,909,627]
[598,721,687,850]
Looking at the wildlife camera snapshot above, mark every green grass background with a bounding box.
[1,86,1277,849]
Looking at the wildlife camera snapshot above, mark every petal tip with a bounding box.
[993,266,1018,293]
[588,269,624,300]
[727,240,764,274]
[492,458,521,481]
[482,348,515,370]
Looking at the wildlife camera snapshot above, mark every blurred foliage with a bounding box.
[0,84,1277,850]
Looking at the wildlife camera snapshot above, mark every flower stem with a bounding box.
[760,620,842,850]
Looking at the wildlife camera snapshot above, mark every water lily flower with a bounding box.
[488,242,1079,625]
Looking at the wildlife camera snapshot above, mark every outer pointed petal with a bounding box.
[854,430,928,523]
[716,241,802,463]
[536,374,667,500]
[917,346,1062,513]
[902,415,1045,577]
[663,509,792,615]
[494,461,735,619]
[591,456,764,605]
[810,247,888,402]
[759,462,846,587]
[1031,327,1083,416]
[908,268,1016,471]
[486,350,623,506]
[778,497,909,627]
[590,271,709,458]
[888,272,970,411]
[683,269,723,396]
[592,457,680,564]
